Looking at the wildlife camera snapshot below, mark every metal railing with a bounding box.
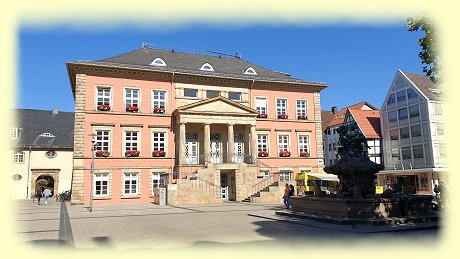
[184,153,254,165]
[186,173,220,199]
[392,163,413,170]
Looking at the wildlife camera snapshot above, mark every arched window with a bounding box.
[200,63,214,72]
[244,67,257,75]
[150,58,167,67]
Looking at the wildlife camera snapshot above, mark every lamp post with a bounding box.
[90,139,98,212]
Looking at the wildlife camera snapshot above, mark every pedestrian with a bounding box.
[35,188,43,205]
[283,183,291,209]
[43,187,52,205]
[288,184,295,207]
[433,184,440,200]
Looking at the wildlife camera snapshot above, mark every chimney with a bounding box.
[331,106,338,115]
[52,108,58,115]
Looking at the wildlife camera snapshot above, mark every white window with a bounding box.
[152,132,166,152]
[96,87,111,106]
[257,134,269,152]
[298,135,310,154]
[184,88,198,98]
[436,123,444,136]
[152,90,166,109]
[278,135,289,153]
[95,130,110,151]
[200,63,214,71]
[244,67,257,75]
[125,88,139,108]
[10,128,19,140]
[151,173,160,192]
[255,97,267,115]
[276,99,287,115]
[206,90,220,99]
[94,173,109,197]
[13,152,24,163]
[296,100,307,116]
[434,103,443,116]
[279,171,293,182]
[125,131,139,152]
[228,91,241,101]
[150,57,167,67]
[124,173,138,195]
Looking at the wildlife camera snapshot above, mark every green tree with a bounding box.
[406,14,440,82]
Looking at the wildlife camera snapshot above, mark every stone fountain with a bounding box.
[287,123,434,221]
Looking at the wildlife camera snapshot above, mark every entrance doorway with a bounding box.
[234,133,244,163]
[210,133,222,163]
[220,170,236,201]
[35,175,55,196]
[396,175,417,193]
[186,133,198,164]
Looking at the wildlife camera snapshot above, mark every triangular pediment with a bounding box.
[176,96,258,115]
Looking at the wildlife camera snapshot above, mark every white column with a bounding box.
[244,126,250,159]
[228,124,234,163]
[204,123,211,163]
[179,123,186,164]
[250,124,257,161]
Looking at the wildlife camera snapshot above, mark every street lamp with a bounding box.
[89,138,98,212]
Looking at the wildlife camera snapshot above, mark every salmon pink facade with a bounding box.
[67,47,328,205]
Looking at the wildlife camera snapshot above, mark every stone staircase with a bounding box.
[168,172,222,206]
[242,182,281,203]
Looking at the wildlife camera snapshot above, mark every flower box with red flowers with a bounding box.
[125,150,140,157]
[97,104,111,111]
[126,105,139,112]
[299,152,310,157]
[297,115,308,120]
[95,150,110,157]
[279,151,291,157]
[257,113,268,118]
[258,151,269,157]
[152,150,166,157]
[153,107,165,114]
[277,114,288,119]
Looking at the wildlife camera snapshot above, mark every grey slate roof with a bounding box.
[72,47,326,85]
[12,109,74,149]
[403,71,442,101]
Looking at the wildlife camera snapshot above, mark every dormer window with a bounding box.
[10,128,19,140]
[150,58,167,67]
[200,63,214,72]
[40,133,55,138]
[244,67,257,75]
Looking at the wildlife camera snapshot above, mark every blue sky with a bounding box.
[18,23,424,112]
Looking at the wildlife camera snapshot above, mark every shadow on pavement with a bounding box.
[93,236,112,247]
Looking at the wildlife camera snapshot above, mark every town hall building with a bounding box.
[66,45,328,205]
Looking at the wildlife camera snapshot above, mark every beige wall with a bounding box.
[10,150,73,199]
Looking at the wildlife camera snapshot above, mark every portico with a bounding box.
[174,96,259,166]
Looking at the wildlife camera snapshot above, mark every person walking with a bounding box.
[283,183,291,209]
[288,184,295,207]
[35,188,44,205]
[43,187,52,205]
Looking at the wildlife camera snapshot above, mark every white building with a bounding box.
[9,109,74,199]
[377,70,447,194]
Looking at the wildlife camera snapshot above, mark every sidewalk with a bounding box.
[12,198,73,247]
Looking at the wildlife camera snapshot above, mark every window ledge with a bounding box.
[94,196,111,200]
[121,195,141,199]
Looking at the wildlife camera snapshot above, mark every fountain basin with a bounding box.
[291,195,433,218]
